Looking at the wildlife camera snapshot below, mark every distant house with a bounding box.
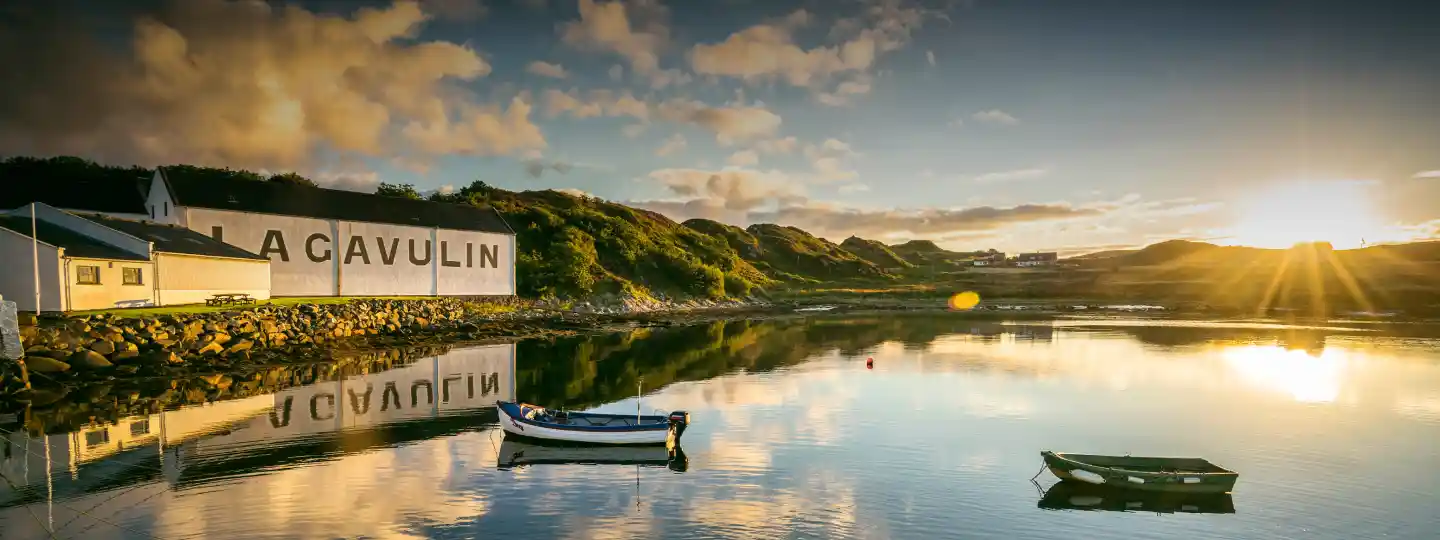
[0,203,269,312]
[1015,252,1060,267]
[971,251,1006,267]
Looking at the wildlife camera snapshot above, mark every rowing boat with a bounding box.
[496,401,691,446]
[1041,451,1238,493]
[1038,481,1236,513]
[497,438,689,472]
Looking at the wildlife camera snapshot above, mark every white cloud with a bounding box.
[542,88,649,121]
[655,133,687,156]
[1414,170,1440,179]
[926,50,936,66]
[972,109,1019,126]
[657,99,782,145]
[839,183,871,194]
[973,167,1050,184]
[727,149,759,166]
[555,187,600,199]
[561,0,674,87]
[754,136,799,155]
[525,61,568,79]
[621,124,647,138]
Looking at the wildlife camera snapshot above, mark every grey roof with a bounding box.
[77,214,267,261]
[0,216,147,261]
[160,168,515,234]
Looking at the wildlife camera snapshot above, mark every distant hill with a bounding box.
[840,236,914,269]
[890,239,975,268]
[1067,249,1139,260]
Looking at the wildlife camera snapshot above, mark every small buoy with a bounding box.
[866,357,874,369]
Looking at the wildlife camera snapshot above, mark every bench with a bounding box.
[205,293,256,307]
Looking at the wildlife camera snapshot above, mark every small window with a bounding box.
[123,267,143,285]
[85,429,109,448]
[163,201,168,216]
[77,265,100,285]
[130,419,151,437]
[149,205,155,219]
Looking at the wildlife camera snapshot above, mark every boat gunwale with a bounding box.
[1043,451,1239,477]
[497,401,672,433]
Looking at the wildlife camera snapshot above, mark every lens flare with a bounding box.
[948,291,981,310]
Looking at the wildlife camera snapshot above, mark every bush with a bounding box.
[723,273,752,298]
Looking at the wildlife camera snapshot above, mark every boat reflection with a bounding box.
[497,439,689,472]
[1038,482,1236,514]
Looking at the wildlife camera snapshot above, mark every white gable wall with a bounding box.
[155,253,271,306]
[0,228,64,312]
[146,171,180,225]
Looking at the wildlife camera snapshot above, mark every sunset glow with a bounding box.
[1224,181,1393,250]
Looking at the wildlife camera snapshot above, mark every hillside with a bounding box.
[684,220,889,282]
[840,236,915,269]
[890,239,975,268]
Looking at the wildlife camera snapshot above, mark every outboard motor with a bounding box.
[668,445,689,472]
[667,411,691,440]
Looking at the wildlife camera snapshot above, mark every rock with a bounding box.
[25,355,72,373]
[196,342,224,355]
[152,338,177,348]
[116,365,140,375]
[107,332,126,343]
[90,340,116,355]
[111,350,141,362]
[198,373,233,390]
[224,340,254,355]
[69,350,113,370]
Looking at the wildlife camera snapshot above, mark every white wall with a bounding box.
[147,171,179,225]
[436,228,515,296]
[155,253,271,306]
[63,258,156,310]
[179,207,515,297]
[182,207,337,296]
[337,220,437,296]
[0,228,64,312]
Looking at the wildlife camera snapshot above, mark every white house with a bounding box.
[0,203,269,312]
[144,168,516,297]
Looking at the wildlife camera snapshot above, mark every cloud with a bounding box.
[643,167,804,212]
[310,171,382,193]
[542,88,649,120]
[803,139,858,182]
[523,157,574,178]
[621,124,647,138]
[420,0,488,21]
[525,60,568,79]
[727,149,759,166]
[1414,170,1440,179]
[751,202,1101,239]
[816,76,873,107]
[655,133,687,156]
[561,0,673,86]
[0,0,543,171]
[926,49,936,66]
[973,167,1049,184]
[555,187,600,199]
[657,99,782,144]
[972,109,1020,126]
[839,183,871,194]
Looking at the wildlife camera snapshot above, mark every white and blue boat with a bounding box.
[496,401,691,446]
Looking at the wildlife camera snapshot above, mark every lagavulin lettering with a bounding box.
[238,228,501,268]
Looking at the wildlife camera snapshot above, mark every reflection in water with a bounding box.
[1038,481,1237,514]
[2,315,1438,539]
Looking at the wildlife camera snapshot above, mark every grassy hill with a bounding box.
[684,220,890,282]
[890,239,977,268]
[840,236,914,269]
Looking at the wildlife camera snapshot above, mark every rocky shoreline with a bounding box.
[0,296,767,407]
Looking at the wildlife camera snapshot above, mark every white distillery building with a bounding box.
[144,169,516,297]
[0,203,270,312]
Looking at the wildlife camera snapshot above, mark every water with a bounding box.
[3,314,1440,539]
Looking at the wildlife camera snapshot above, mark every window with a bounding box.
[130,419,151,437]
[85,429,109,448]
[77,265,100,285]
[149,205,155,219]
[163,201,168,216]
[123,267,143,285]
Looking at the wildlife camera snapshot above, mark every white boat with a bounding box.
[497,438,688,471]
[496,401,690,446]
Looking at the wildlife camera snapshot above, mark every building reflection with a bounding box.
[1,344,515,509]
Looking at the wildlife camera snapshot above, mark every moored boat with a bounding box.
[496,401,690,446]
[497,438,689,471]
[1041,451,1238,493]
[1038,481,1236,514]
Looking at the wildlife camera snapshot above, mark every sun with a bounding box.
[1226,180,1390,249]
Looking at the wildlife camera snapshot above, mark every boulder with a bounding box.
[224,340,254,355]
[196,342,224,355]
[69,349,113,370]
[24,356,72,373]
[90,340,116,356]
[111,350,141,362]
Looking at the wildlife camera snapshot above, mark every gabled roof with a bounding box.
[0,160,150,215]
[77,214,268,261]
[159,168,515,235]
[0,216,148,261]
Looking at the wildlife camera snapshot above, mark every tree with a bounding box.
[269,172,317,187]
[375,182,421,200]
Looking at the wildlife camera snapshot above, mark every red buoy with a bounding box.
[866,357,874,369]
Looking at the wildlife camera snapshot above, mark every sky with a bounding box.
[1,0,1438,254]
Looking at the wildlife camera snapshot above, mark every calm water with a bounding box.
[3,315,1440,539]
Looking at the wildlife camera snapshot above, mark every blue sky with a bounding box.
[2,0,1438,253]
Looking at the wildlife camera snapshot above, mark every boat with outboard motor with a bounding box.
[496,401,691,445]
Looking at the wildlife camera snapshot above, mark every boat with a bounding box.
[496,401,690,446]
[1038,481,1235,514]
[1040,451,1238,493]
[497,438,689,472]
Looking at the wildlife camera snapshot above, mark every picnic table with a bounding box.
[206,293,256,306]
